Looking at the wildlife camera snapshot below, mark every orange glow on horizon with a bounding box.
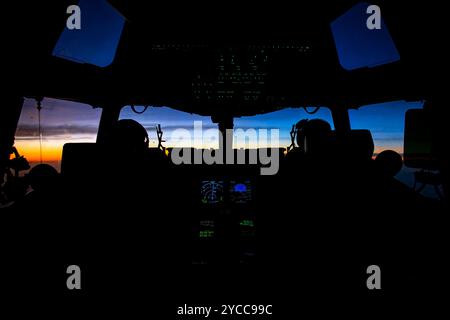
[373,146,403,156]
[14,139,65,163]
[15,138,404,172]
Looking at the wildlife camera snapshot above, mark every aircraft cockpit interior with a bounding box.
[1,1,448,316]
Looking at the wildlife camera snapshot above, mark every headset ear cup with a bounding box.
[296,131,305,150]
[145,134,149,148]
[141,125,149,148]
[295,119,308,150]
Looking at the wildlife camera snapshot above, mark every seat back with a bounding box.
[339,129,374,162]
[61,143,102,179]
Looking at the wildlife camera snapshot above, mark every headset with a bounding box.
[293,119,332,154]
[294,119,310,151]
[115,119,149,149]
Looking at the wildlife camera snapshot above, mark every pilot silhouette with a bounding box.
[295,118,332,156]
[109,119,149,155]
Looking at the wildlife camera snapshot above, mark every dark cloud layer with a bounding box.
[15,124,98,138]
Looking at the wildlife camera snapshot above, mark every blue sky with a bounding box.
[349,100,424,153]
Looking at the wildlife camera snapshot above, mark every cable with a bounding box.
[36,98,43,164]
[131,105,148,114]
[303,106,320,114]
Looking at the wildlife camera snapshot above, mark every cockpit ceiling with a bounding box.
[6,1,443,115]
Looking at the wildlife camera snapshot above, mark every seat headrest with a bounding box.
[375,150,403,177]
[340,130,374,161]
[61,143,101,178]
[297,119,333,155]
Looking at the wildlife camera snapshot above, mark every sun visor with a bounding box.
[52,0,125,67]
[331,2,400,71]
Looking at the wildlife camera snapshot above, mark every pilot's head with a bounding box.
[112,119,149,153]
[295,119,332,155]
[27,163,59,192]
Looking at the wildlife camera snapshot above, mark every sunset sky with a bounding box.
[14,97,423,171]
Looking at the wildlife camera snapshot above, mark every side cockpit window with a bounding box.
[349,101,423,156]
[14,98,101,173]
[347,100,442,198]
